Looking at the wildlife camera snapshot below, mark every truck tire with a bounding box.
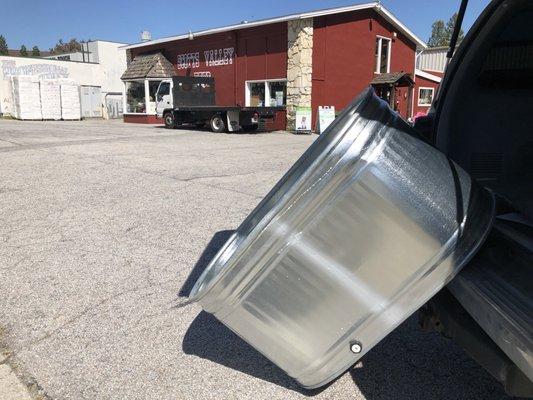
[164,112,176,129]
[210,114,226,133]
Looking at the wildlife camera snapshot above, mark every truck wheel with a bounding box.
[210,114,226,133]
[164,112,175,129]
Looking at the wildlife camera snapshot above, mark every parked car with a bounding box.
[413,0,532,396]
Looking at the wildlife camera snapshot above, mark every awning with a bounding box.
[371,72,414,86]
[121,52,176,80]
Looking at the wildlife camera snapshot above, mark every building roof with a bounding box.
[415,69,443,83]
[121,52,177,80]
[122,2,426,51]
[371,72,414,86]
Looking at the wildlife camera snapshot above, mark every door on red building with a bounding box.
[371,72,414,120]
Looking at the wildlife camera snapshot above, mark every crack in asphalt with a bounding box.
[9,279,172,357]
[0,137,24,146]
[0,132,290,200]
[0,130,309,154]
[180,170,262,182]
[1,326,52,400]
[66,151,267,200]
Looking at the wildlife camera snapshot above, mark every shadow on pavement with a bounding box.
[178,229,234,298]
[350,317,512,400]
[153,125,268,134]
[180,229,325,396]
[183,311,325,396]
[153,125,200,131]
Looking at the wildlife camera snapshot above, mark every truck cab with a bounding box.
[155,79,172,119]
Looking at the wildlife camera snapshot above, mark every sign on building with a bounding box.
[177,47,235,70]
[317,106,335,134]
[295,106,312,133]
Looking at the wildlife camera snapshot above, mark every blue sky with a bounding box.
[2,0,490,50]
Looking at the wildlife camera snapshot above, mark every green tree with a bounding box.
[19,45,28,57]
[0,35,8,55]
[428,13,465,47]
[427,20,447,47]
[50,38,82,54]
[32,45,40,57]
[445,13,464,45]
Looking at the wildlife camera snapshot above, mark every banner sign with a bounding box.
[177,47,234,70]
[317,106,336,134]
[295,106,312,133]
[1,60,69,80]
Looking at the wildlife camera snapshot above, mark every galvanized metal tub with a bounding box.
[180,88,495,388]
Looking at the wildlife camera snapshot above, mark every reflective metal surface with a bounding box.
[181,88,495,388]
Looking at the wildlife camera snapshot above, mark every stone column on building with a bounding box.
[286,18,313,131]
[125,49,132,65]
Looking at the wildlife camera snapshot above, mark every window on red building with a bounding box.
[418,87,434,106]
[268,81,287,107]
[246,80,287,107]
[249,82,266,107]
[375,37,391,74]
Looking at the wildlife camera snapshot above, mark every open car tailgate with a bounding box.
[179,88,495,388]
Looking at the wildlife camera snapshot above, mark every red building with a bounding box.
[412,46,447,118]
[121,2,426,129]
[413,69,443,118]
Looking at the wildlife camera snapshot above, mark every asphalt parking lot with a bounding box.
[0,119,512,400]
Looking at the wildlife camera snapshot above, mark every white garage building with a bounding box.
[0,40,127,119]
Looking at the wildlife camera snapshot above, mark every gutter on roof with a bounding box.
[122,2,426,51]
[423,46,450,51]
[374,5,426,49]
